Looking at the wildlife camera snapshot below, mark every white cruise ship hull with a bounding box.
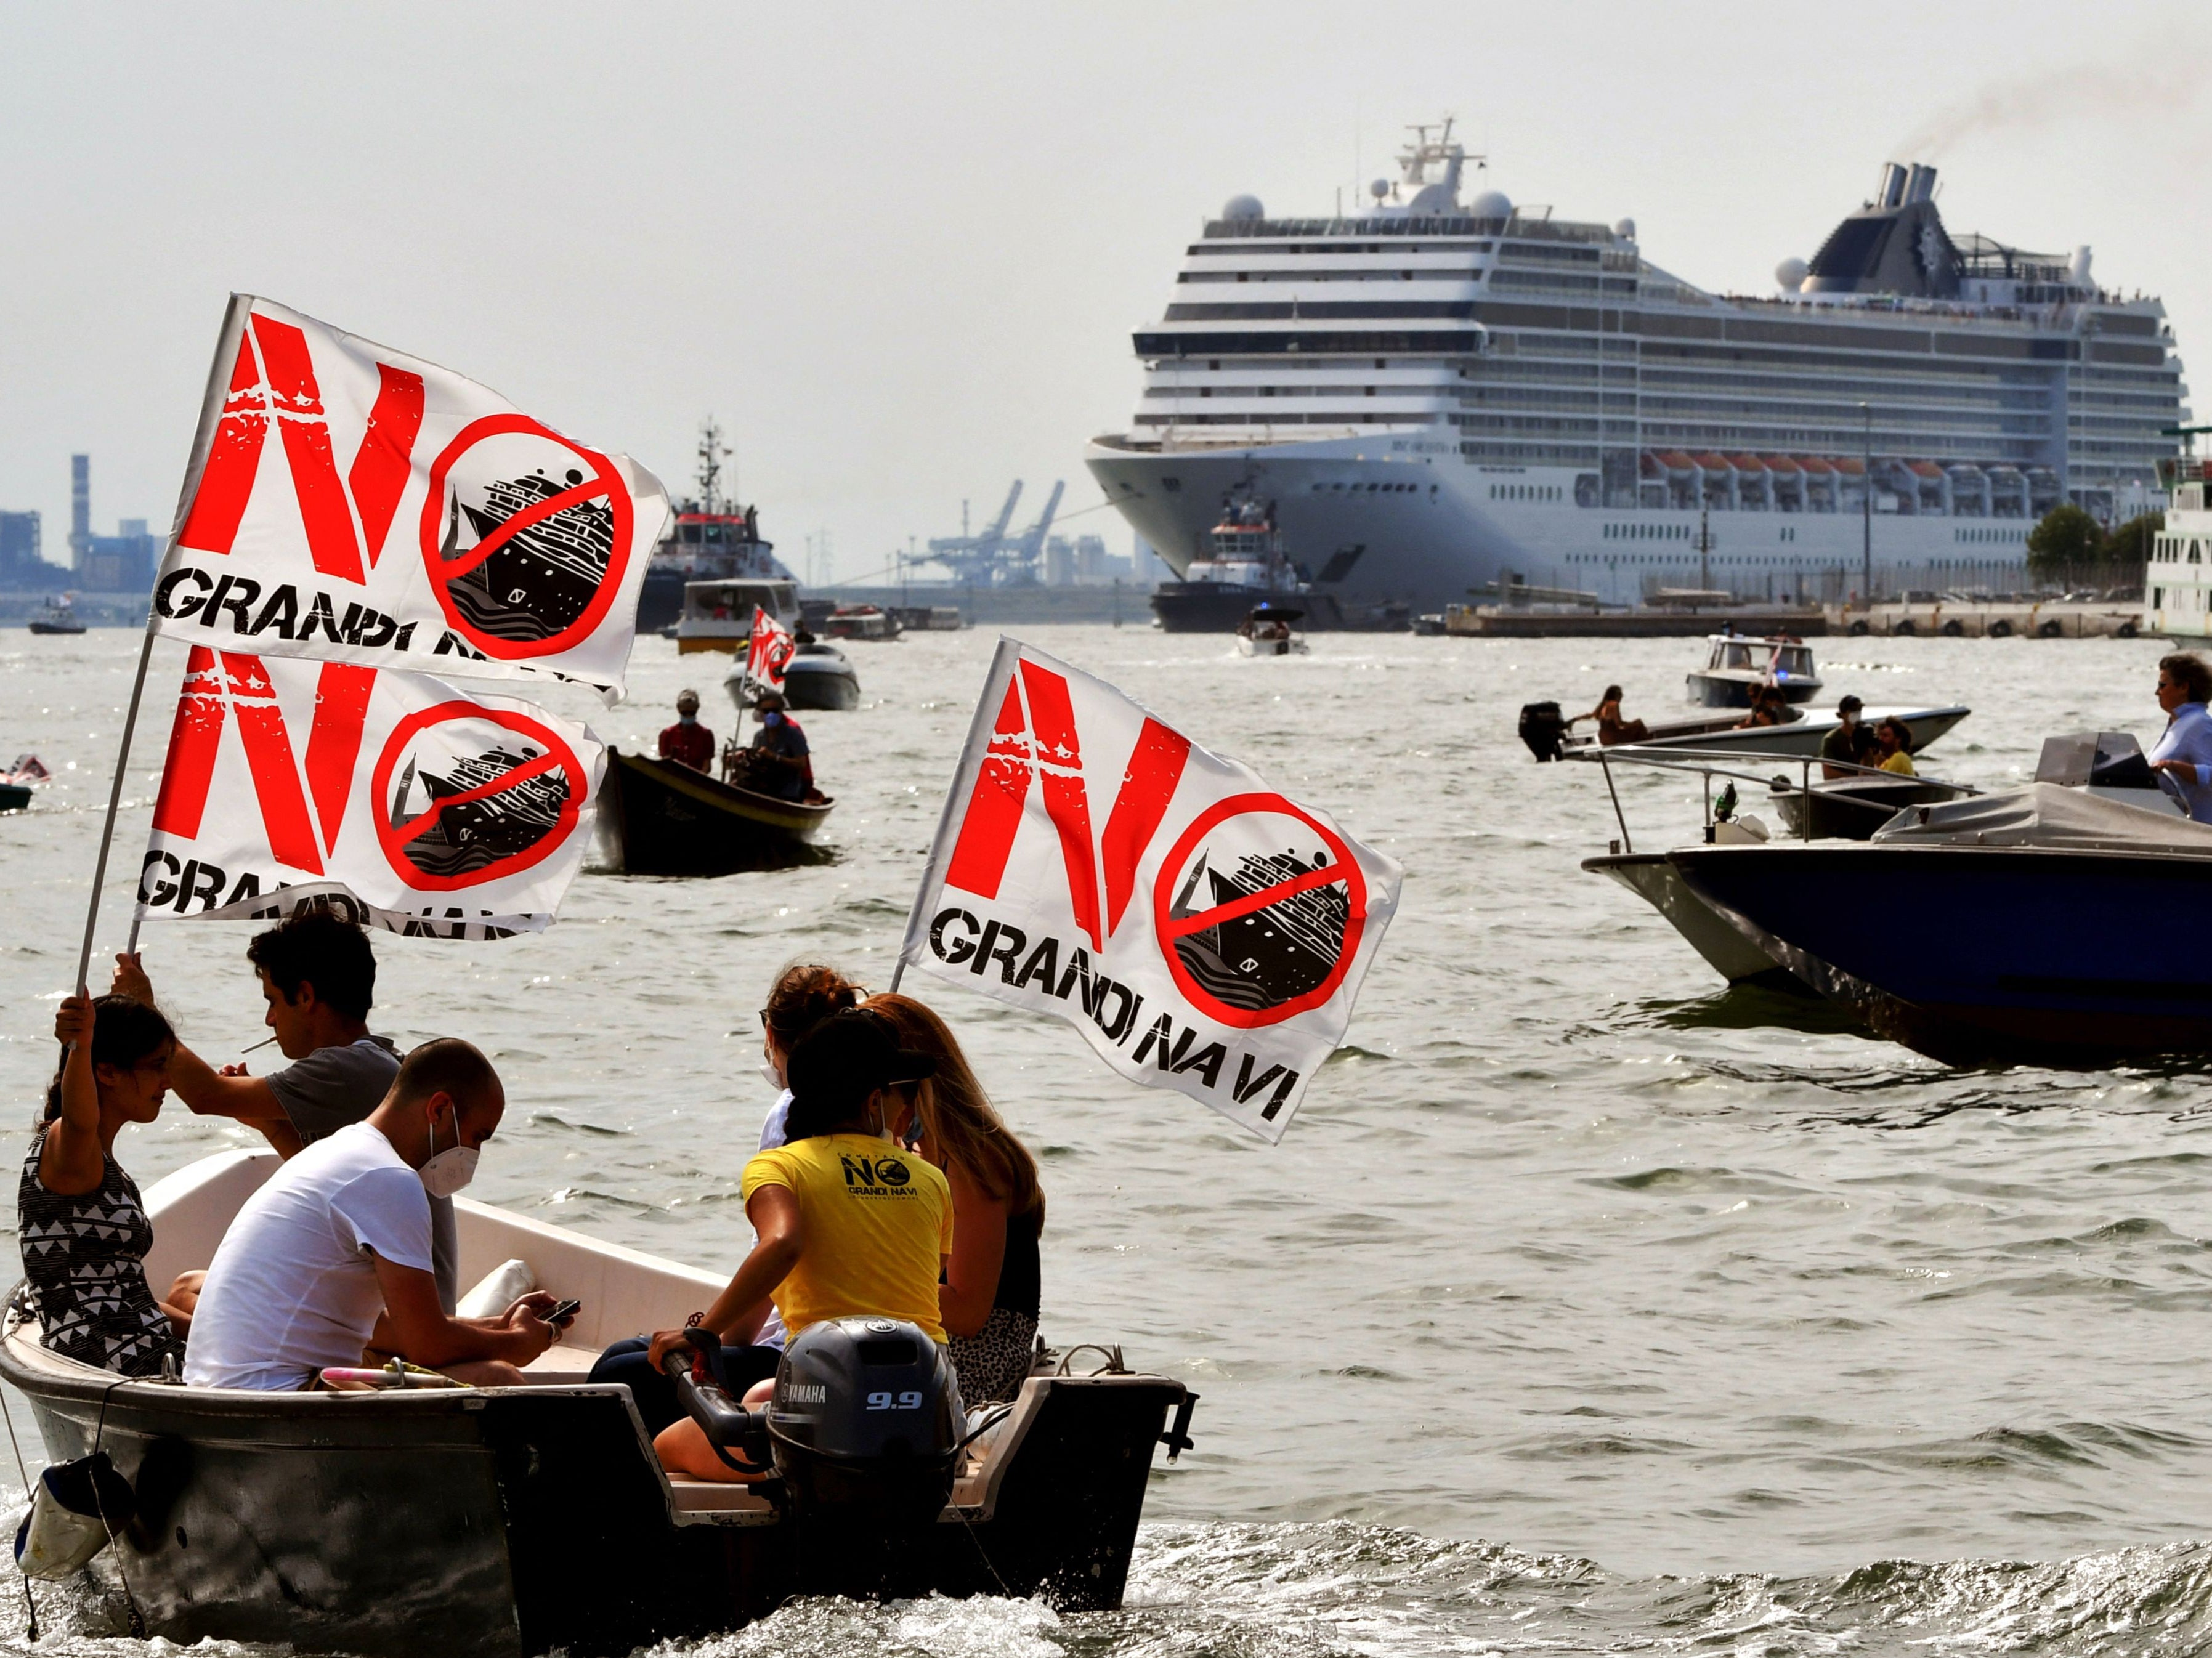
[1089,433,2038,612]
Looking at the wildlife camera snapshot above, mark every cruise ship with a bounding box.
[1087,121,2184,612]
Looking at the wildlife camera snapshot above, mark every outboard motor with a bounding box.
[771,1317,961,1593]
[1518,700,1568,762]
[666,1316,961,1598]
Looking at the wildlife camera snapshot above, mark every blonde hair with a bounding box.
[864,993,1043,1229]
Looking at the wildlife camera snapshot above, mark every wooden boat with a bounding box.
[0,1149,1192,1658]
[597,750,833,876]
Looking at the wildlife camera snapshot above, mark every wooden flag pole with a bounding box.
[75,294,251,993]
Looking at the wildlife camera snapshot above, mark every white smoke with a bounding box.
[1896,54,2205,160]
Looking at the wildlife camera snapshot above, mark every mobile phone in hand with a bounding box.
[548,1299,581,1325]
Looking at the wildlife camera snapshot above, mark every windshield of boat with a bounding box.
[1779,647,1812,676]
[1719,644,1752,669]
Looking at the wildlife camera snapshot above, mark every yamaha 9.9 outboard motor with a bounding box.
[1519,700,1568,762]
[666,1317,961,1599]
[769,1316,961,1595]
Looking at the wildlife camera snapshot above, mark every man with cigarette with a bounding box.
[111,907,459,1315]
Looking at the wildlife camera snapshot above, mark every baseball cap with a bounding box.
[787,1008,937,1123]
[1837,695,1863,713]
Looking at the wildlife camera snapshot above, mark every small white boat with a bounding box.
[1234,604,1308,657]
[1558,703,1970,762]
[675,578,801,655]
[0,1149,1192,1656]
[1683,634,1821,708]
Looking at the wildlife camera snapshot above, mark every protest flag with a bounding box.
[133,649,605,940]
[893,639,1401,1142]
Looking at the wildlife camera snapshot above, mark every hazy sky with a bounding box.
[1,2,2202,585]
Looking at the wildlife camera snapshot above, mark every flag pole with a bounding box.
[887,636,1021,995]
[76,618,163,992]
[78,294,252,992]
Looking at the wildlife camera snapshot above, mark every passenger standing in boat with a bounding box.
[747,690,812,801]
[183,1040,559,1390]
[1818,695,1871,777]
[2150,653,2212,822]
[584,961,864,1433]
[865,993,1045,1405]
[20,995,187,1375]
[647,1010,951,1482]
[1573,686,1647,746]
[110,912,458,1316]
[658,689,715,772]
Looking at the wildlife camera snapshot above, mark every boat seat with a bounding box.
[518,1341,609,1385]
[665,1476,774,1515]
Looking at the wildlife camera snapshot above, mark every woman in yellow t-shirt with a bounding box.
[1874,717,1918,775]
[650,1009,952,1481]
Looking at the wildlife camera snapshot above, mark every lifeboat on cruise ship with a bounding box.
[0,1150,1196,1657]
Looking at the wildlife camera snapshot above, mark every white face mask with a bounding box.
[419,1108,480,1198]
[759,1059,784,1090]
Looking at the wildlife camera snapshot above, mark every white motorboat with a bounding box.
[1234,604,1308,657]
[721,638,861,713]
[675,578,802,655]
[1550,703,1971,762]
[1683,634,1821,709]
[0,1149,1192,1656]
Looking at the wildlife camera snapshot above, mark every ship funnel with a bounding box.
[1904,163,1937,204]
[1878,161,1908,208]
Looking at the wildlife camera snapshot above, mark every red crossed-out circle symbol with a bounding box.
[370,702,586,891]
[418,414,635,660]
[1150,792,1369,1029]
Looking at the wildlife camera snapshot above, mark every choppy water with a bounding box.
[6,623,2212,1656]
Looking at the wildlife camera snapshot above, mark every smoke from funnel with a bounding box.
[1896,54,2204,159]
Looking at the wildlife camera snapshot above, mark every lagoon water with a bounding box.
[6,623,2212,1654]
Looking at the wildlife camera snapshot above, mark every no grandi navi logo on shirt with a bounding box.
[840,1154,917,1197]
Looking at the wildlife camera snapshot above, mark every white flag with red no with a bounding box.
[895,639,1401,1142]
[743,607,795,697]
[148,295,670,697]
[134,649,605,940]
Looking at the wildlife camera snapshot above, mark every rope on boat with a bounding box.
[88,1380,145,1640]
[2,1372,39,1642]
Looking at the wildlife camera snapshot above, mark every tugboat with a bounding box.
[1683,634,1823,709]
[26,595,86,636]
[1150,499,1409,633]
[637,421,798,635]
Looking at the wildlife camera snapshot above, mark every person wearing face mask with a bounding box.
[182,1039,559,1390]
[583,961,861,1432]
[20,994,188,1375]
[650,1009,954,1482]
[745,689,812,802]
[109,910,460,1320]
[658,689,715,772]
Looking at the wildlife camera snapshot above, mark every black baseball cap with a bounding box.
[787,1009,937,1121]
[1837,695,1863,713]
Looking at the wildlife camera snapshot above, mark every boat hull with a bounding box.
[1671,842,2212,1062]
[598,750,833,876]
[0,783,28,812]
[1584,852,1793,985]
[1563,705,1969,762]
[2,1324,1183,1658]
[0,1149,1189,1656]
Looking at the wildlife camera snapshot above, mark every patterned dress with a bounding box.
[18,1129,181,1377]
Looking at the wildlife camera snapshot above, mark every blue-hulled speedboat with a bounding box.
[1671,775,2212,1064]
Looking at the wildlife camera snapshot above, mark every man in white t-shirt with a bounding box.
[184,1039,557,1391]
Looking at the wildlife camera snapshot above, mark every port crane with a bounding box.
[923,480,1064,585]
